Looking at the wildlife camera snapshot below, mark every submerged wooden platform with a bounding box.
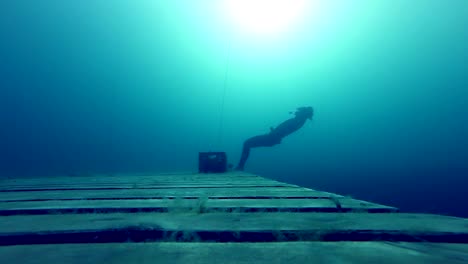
[0,172,467,263]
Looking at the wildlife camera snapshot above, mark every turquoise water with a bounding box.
[1,1,467,217]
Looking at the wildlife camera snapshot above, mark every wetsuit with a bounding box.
[236,113,310,170]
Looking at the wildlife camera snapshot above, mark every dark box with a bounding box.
[198,152,227,173]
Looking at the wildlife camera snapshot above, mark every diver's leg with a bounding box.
[236,134,278,170]
[236,137,256,170]
[236,141,251,170]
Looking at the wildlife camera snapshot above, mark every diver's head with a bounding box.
[295,106,314,120]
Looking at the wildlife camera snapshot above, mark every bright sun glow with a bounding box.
[224,0,310,37]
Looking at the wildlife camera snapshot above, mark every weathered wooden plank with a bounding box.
[0,188,343,202]
[0,172,264,187]
[0,174,294,193]
[0,199,342,215]
[0,185,296,192]
[0,196,397,214]
[2,227,467,245]
[0,172,256,180]
[0,213,466,235]
[335,198,397,212]
[0,180,281,187]
[0,178,284,187]
[1,242,467,264]
[0,182,297,192]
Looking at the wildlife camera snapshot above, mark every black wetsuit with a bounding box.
[236,114,309,170]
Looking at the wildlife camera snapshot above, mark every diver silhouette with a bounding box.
[236,106,314,170]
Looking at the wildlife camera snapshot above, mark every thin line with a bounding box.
[216,39,232,149]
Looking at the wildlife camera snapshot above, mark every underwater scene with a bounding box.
[1,0,467,220]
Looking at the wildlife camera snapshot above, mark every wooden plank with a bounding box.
[1,242,467,264]
[1,212,466,244]
[0,199,342,215]
[0,188,343,202]
[335,197,397,212]
[0,196,397,214]
[0,212,466,235]
[0,172,265,187]
[0,178,286,188]
[0,172,257,181]
[0,173,297,192]
[0,182,296,191]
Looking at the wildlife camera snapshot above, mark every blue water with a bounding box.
[1,1,467,217]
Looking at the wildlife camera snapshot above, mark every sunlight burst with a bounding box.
[223,0,310,38]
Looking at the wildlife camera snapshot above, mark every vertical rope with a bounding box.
[215,40,232,150]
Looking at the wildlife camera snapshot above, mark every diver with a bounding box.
[236,106,314,170]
